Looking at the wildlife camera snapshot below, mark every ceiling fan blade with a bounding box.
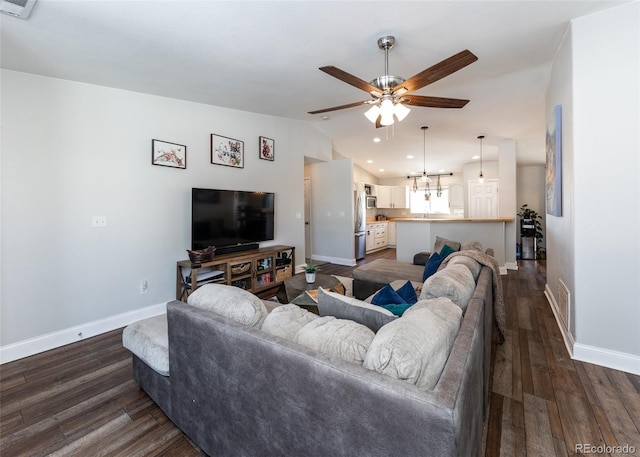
[397,50,478,94]
[404,95,470,109]
[319,66,380,93]
[308,100,369,115]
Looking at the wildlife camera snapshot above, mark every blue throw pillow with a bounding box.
[376,302,414,317]
[395,280,417,305]
[423,252,444,281]
[371,284,406,306]
[440,243,457,258]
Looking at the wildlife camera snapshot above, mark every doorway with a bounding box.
[468,179,499,218]
[304,177,312,260]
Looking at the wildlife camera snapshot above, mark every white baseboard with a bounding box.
[311,255,356,267]
[0,302,166,364]
[573,344,640,376]
[544,285,639,375]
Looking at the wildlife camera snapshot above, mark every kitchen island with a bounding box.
[394,218,514,272]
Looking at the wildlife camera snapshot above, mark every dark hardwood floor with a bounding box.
[2,249,638,456]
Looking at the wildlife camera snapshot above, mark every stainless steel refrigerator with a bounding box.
[354,191,366,260]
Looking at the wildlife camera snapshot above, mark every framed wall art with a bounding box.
[545,105,562,216]
[211,134,244,168]
[259,136,275,161]
[151,139,186,169]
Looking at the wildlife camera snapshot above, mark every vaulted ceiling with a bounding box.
[1,1,629,177]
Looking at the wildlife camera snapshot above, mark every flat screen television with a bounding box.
[191,188,275,254]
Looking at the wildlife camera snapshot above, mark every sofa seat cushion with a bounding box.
[296,316,375,364]
[122,314,169,376]
[363,297,462,389]
[317,288,397,332]
[262,304,319,340]
[187,283,268,328]
[420,264,476,311]
[352,259,424,285]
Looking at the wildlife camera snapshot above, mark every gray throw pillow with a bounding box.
[317,288,397,332]
[432,236,461,256]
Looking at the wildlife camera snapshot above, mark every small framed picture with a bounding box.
[152,139,186,169]
[211,134,244,168]
[259,136,275,161]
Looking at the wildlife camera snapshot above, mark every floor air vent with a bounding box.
[1,0,36,19]
[557,279,570,330]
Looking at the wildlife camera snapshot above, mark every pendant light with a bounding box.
[477,134,485,183]
[419,125,432,183]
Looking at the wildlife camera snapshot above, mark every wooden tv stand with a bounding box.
[176,245,295,300]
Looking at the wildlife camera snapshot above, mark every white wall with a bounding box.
[546,3,640,373]
[0,70,331,355]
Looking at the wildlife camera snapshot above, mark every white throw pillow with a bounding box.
[262,304,319,340]
[363,299,462,389]
[296,316,375,364]
[420,264,476,311]
[187,284,268,328]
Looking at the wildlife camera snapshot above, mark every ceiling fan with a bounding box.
[308,36,478,126]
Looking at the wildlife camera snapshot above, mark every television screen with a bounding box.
[191,188,275,251]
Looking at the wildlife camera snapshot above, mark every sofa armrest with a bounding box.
[413,251,431,265]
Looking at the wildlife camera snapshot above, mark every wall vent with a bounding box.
[557,279,570,330]
[1,0,36,19]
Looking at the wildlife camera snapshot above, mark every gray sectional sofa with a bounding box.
[123,248,498,457]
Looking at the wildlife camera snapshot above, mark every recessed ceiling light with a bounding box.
[367,160,374,164]
[472,155,480,160]
[321,115,330,120]
[439,169,446,173]
[379,168,385,172]
[406,155,415,159]
[373,137,381,143]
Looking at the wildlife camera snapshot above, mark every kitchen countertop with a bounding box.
[391,217,514,222]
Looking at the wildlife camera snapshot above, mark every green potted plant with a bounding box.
[303,261,321,283]
[517,204,544,258]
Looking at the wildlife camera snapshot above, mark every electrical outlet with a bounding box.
[140,280,149,295]
[92,216,107,227]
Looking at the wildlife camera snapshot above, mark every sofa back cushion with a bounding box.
[447,255,482,281]
[296,317,375,364]
[420,264,476,311]
[262,304,319,340]
[187,283,267,328]
[363,297,462,389]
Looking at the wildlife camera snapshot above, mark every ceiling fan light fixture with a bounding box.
[364,104,380,123]
[393,102,411,121]
[379,98,395,125]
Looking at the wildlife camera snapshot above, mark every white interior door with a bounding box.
[468,179,499,218]
[304,177,311,260]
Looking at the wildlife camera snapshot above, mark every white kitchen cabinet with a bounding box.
[365,223,376,253]
[366,222,388,252]
[388,221,396,246]
[391,186,409,209]
[376,186,408,208]
[376,186,391,208]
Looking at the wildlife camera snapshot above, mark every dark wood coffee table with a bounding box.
[276,273,345,311]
